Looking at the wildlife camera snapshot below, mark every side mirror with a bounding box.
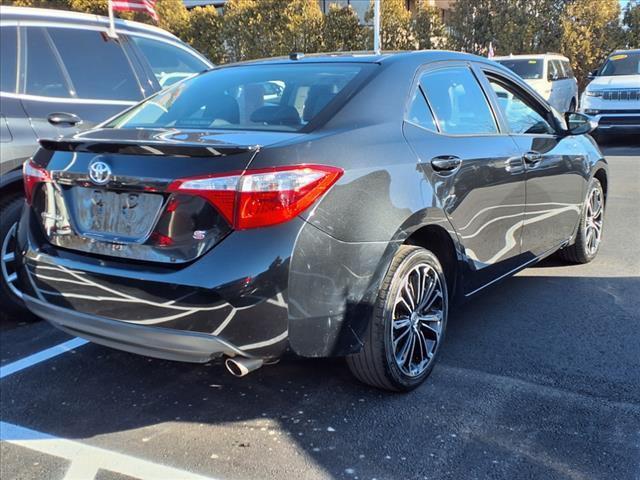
[547,72,559,81]
[47,112,82,127]
[565,112,598,136]
[587,69,599,80]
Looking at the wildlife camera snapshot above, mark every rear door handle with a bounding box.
[430,155,461,173]
[523,151,542,165]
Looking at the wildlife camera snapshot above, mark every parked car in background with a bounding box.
[494,53,579,114]
[580,49,640,139]
[16,52,607,391]
[0,6,212,317]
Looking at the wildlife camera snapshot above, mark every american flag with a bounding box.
[111,0,159,22]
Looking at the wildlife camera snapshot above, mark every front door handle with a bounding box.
[523,151,542,165]
[430,155,461,172]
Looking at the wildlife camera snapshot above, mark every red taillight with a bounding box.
[23,160,50,205]
[168,165,343,230]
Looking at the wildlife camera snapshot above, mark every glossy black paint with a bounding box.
[16,51,608,363]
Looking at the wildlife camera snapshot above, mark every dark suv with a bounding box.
[0,6,211,315]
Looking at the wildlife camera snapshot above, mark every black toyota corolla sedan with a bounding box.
[15,52,608,391]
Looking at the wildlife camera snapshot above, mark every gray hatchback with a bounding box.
[0,6,211,316]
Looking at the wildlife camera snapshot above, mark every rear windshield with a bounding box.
[496,59,544,80]
[107,63,368,132]
[600,52,640,76]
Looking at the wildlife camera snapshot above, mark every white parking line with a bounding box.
[0,337,89,380]
[0,421,218,480]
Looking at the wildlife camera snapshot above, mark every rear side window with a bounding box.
[548,60,566,80]
[108,63,369,132]
[24,28,70,98]
[406,87,437,131]
[0,27,17,93]
[47,27,142,101]
[420,67,497,135]
[131,36,208,88]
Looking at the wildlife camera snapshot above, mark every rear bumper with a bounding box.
[24,294,249,363]
[16,207,300,360]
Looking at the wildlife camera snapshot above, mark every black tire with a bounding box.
[0,194,28,319]
[347,245,448,392]
[558,178,604,264]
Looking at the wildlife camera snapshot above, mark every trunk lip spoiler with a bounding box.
[39,138,260,157]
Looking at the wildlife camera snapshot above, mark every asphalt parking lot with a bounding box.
[1,137,639,480]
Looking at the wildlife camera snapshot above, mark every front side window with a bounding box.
[108,63,368,132]
[405,87,437,131]
[24,28,70,98]
[0,27,17,93]
[47,27,141,101]
[488,78,554,135]
[549,60,566,80]
[562,61,574,78]
[496,59,544,80]
[600,52,640,76]
[420,67,497,135]
[131,36,209,88]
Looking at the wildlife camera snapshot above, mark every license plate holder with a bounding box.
[70,187,164,243]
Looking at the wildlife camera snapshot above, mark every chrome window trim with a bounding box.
[0,91,137,105]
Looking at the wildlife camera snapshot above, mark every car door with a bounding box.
[18,26,143,140]
[481,68,587,258]
[403,62,527,294]
[0,25,38,174]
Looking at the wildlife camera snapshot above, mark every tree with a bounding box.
[623,1,640,48]
[323,4,365,52]
[561,0,624,87]
[413,0,446,50]
[365,0,414,50]
[285,0,324,54]
[446,0,494,53]
[5,0,70,8]
[186,6,224,64]
[492,0,565,55]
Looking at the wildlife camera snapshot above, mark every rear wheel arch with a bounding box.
[403,224,460,300]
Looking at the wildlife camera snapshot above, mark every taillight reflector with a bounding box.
[168,165,343,230]
[23,160,50,205]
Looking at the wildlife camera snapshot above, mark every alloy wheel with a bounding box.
[585,186,603,256]
[390,263,444,377]
[1,222,22,299]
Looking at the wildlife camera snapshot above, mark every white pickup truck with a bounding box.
[580,49,640,138]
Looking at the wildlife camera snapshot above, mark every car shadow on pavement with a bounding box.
[1,275,639,480]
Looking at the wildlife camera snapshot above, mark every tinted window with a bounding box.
[0,27,17,93]
[420,67,497,135]
[131,36,208,88]
[406,87,437,131]
[24,28,70,98]
[600,52,640,76]
[489,79,554,135]
[48,28,141,100]
[496,59,544,80]
[108,64,367,132]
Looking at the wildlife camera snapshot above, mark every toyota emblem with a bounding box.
[88,160,112,185]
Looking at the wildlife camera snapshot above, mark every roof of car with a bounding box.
[226,50,496,67]
[493,53,569,61]
[0,5,179,42]
[611,49,640,54]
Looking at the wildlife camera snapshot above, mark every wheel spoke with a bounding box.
[6,272,17,283]
[2,252,15,263]
[393,316,411,329]
[417,329,433,360]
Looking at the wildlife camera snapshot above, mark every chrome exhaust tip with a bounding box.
[225,357,264,377]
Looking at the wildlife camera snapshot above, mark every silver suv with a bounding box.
[0,6,212,317]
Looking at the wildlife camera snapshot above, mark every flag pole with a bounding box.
[373,0,381,54]
[107,0,118,38]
